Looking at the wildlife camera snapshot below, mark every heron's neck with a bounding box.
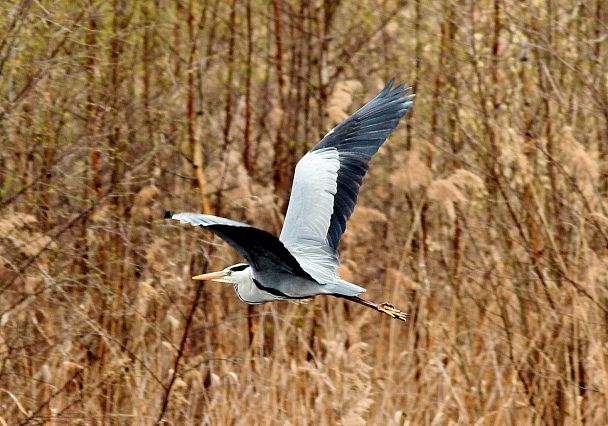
[233,268,281,304]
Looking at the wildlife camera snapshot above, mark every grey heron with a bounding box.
[166,79,414,321]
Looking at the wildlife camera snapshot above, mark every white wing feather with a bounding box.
[278,148,362,294]
[280,148,339,246]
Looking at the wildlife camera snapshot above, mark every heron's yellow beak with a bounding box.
[192,271,231,283]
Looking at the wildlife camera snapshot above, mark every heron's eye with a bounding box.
[226,270,233,276]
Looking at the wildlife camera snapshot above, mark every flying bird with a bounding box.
[166,79,414,321]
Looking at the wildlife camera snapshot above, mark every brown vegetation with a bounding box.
[1,0,607,424]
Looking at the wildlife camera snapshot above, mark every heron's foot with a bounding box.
[378,303,408,322]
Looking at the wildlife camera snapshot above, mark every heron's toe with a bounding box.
[378,303,409,322]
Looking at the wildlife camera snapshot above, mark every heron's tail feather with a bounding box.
[325,279,366,297]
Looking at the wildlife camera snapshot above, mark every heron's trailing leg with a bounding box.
[335,295,408,322]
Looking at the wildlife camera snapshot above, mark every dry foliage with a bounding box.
[1,0,608,424]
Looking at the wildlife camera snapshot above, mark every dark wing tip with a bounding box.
[381,77,396,94]
[164,210,173,219]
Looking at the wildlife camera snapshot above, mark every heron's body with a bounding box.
[231,266,353,304]
[164,213,365,302]
[166,79,414,321]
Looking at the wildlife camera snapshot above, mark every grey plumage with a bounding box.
[166,79,414,321]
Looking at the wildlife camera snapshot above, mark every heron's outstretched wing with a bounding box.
[166,212,313,279]
[280,79,414,262]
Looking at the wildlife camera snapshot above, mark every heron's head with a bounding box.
[192,263,251,284]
